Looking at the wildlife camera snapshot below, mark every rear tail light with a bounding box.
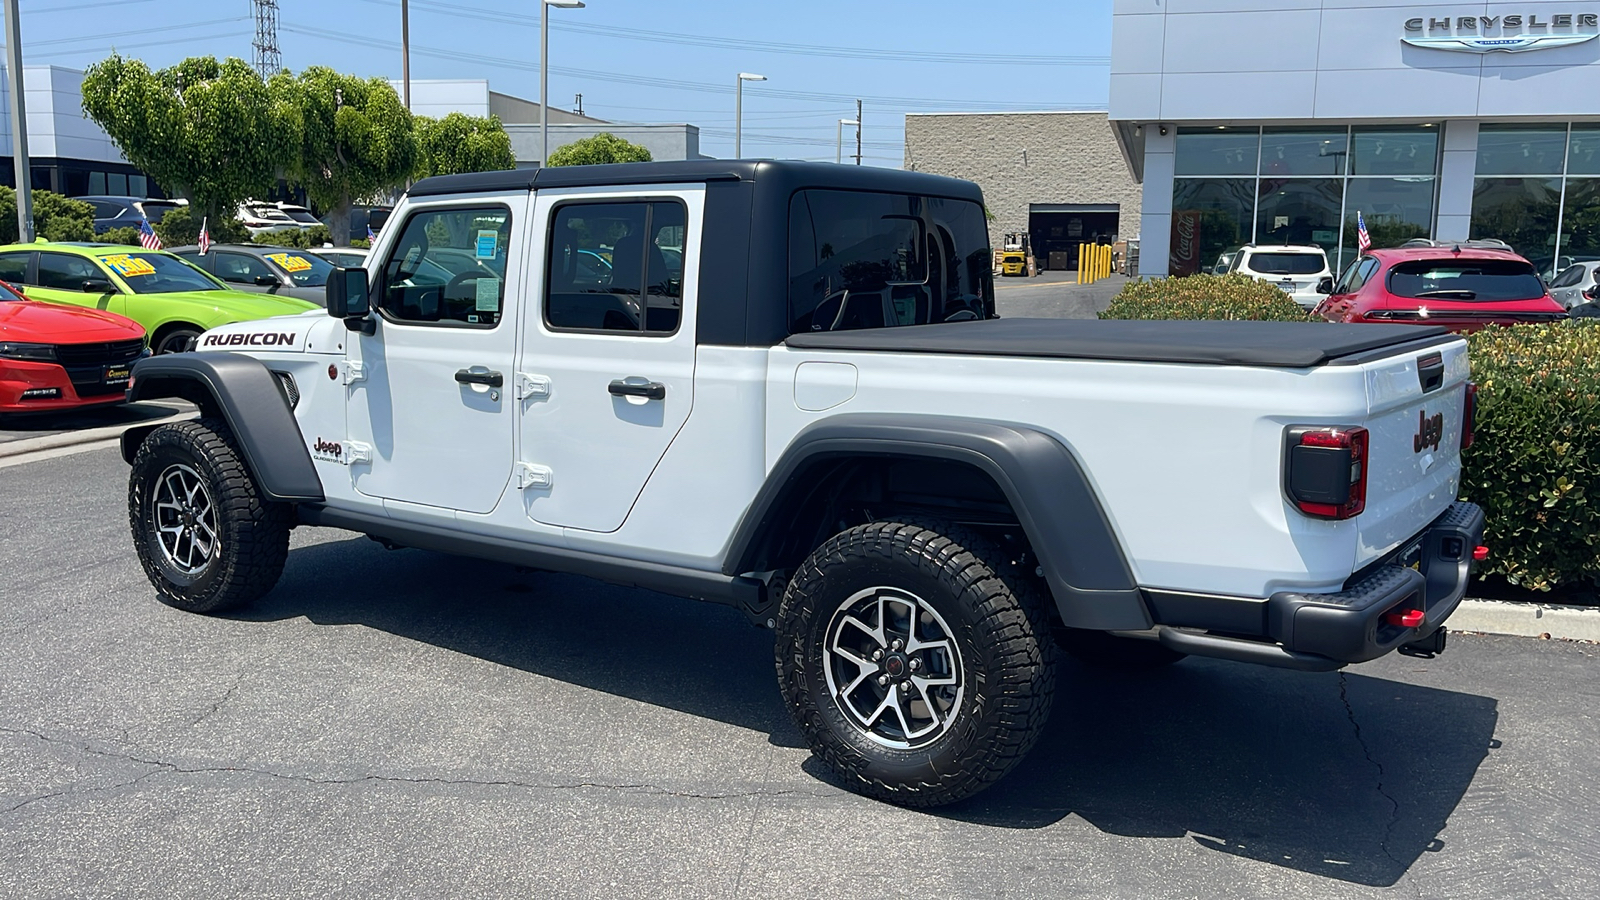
[1285,426,1369,520]
[1461,382,1477,450]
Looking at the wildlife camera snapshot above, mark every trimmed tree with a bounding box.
[415,113,517,179]
[0,187,94,243]
[547,133,653,167]
[273,67,417,244]
[81,55,293,220]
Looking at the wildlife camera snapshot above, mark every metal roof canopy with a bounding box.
[1029,203,1120,214]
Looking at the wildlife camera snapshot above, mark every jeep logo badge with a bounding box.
[1414,410,1444,453]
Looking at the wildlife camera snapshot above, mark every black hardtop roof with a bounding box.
[407,159,984,203]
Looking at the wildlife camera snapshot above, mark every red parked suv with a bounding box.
[1314,239,1568,332]
[0,279,147,414]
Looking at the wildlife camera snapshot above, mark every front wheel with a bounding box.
[128,419,291,613]
[776,521,1055,807]
[153,327,201,355]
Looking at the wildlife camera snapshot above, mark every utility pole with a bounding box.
[854,99,862,166]
[3,0,32,241]
[400,0,411,110]
[573,93,582,116]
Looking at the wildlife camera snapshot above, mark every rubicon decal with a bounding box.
[311,437,344,462]
[200,331,297,348]
[1414,410,1444,453]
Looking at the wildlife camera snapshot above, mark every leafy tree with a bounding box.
[80,55,294,220]
[415,113,516,179]
[273,67,418,245]
[149,206,250,247]
[547,133,653,168]
[0,187,94,242]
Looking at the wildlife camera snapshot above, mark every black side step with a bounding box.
[1156,627,1344,672]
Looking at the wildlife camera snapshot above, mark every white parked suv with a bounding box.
[1229,243,1333,308]
[119,161,1484,808]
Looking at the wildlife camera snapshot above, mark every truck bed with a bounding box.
[784,319,1453,368]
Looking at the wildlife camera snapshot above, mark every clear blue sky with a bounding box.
[13,0,1112,166]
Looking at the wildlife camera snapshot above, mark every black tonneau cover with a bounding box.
[783,319,1455,368]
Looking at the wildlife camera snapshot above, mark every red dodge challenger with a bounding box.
[0,279,147,414]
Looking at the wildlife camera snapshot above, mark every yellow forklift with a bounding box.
[999,232,1032,276]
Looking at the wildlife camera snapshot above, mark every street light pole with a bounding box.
[400,0,410,110]
[3,0,32,241]
[734,72,765,159]
[540,0,586,168]
[836,119,858,164]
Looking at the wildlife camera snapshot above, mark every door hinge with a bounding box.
[342,361,366,384]
[515,462,553,490]
[516,372,551,401]
[344,440,373,465]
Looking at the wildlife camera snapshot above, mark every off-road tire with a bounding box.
[128,418,291,613]
[1054,626,1186,670]
[776,520,1055,807]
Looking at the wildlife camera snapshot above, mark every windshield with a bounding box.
[1245,252,1326,276]
[1388,259,1547,301]
[0,279,21,301]
[789,189,994,333]
[262,250,334,287]
[98,252,225,294]
[247,206,296,223]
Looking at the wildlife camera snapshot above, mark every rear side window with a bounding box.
[789,189,993,334]
[0,252,28,283]
[1245,252,1326,275]
[1550,265,1583,288]
[1334,256,1379,294]
[37,252,101,290]
[545,200,685,335]
[1388,259,1546,301]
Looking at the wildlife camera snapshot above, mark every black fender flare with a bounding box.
[722,414,1151,631]
[120,352,324,503]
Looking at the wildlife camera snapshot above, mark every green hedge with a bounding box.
[252,224,332,249]
[152,207,252,247]
[1099,274,1313,321]
[0,187,94,242]
[1462,323,1600,591]
[93,226,143,247]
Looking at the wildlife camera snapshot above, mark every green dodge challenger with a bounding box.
[0,242,319,354]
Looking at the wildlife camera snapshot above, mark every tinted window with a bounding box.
[1244,252,1326,275]
[262,250,333,287]
[88,200,126,218]
[0,252,28,284]
[100,252,225,294]
[215,252,277,286]
[1334,256,1376,293]
[1388,259,1546,301]
[379,206,511,327]
[138,201,181,225]
[1174,128,1260,176]
[546,200,684,334]
[1551,265,1583,288]
[789,189,992,334]
[37,252,102,290]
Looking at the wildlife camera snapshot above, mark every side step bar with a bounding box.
[1155,626,1345,672]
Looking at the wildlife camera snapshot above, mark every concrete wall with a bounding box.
[903,111,1143,244]
[505,123,706,165]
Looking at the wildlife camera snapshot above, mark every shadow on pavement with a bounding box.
[0,400,190,441]
[245,535,1497,887]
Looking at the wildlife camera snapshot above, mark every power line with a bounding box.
[26,30,252,61]
[21,16,245,49]
[24,0,157,13]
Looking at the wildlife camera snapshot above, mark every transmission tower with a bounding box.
[251,0,282,76]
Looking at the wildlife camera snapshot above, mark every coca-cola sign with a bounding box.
[1170,210,1202,277]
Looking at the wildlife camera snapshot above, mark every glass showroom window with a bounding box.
[1337,126,1440,272]
[1170,127,1259,274]
[1470,123,1592,278]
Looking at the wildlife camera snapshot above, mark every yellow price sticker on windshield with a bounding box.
[100,254,156,277]
[265,253,313,273]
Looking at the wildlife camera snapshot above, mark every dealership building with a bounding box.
[1110,1,1600,277]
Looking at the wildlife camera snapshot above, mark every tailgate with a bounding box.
[1355,337,1471,567]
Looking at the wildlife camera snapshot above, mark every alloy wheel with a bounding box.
[822,586,965,749]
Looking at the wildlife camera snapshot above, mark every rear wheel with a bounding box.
[776,520,1055,807]
[128,419,291,613]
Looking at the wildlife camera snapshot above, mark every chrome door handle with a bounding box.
[607,379,666,401]
[455,369,504,388]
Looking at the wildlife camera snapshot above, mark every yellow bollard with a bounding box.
[1077,244,1085,285]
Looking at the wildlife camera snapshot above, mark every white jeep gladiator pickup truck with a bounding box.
[121,160,1484,807]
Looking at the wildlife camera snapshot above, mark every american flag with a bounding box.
[1356,210,1371,253]
[138,218,163,250]
[366,224,376,243]
[198,217,211,255]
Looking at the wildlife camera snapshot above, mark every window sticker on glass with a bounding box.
[476,277,500,311]
[265,252,313,273]
[100,254,156,277]
[475,229,498,260]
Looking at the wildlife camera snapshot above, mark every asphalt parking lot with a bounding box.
[3,448,1598,898]
[993,270,1125,319]
[0,399,192,452]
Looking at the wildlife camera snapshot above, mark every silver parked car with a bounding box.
[1549,262,1600,310]
[169,244,334,305]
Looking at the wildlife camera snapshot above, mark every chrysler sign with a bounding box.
[1403,13,1600,52]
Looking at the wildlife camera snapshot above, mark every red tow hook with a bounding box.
[1474,546,1490,561]
[1384,608,1426,629]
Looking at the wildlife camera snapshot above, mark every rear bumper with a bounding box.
[1149,501,1486,670]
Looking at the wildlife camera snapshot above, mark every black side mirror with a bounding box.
[1316,276,1334,295]
[327,267,375,333]
[254,273,279,287]
[81,278,114,293]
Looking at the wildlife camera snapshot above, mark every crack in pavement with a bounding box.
[0,725,821,815]
[1338,672,1407,877]
[181,669,248,730]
